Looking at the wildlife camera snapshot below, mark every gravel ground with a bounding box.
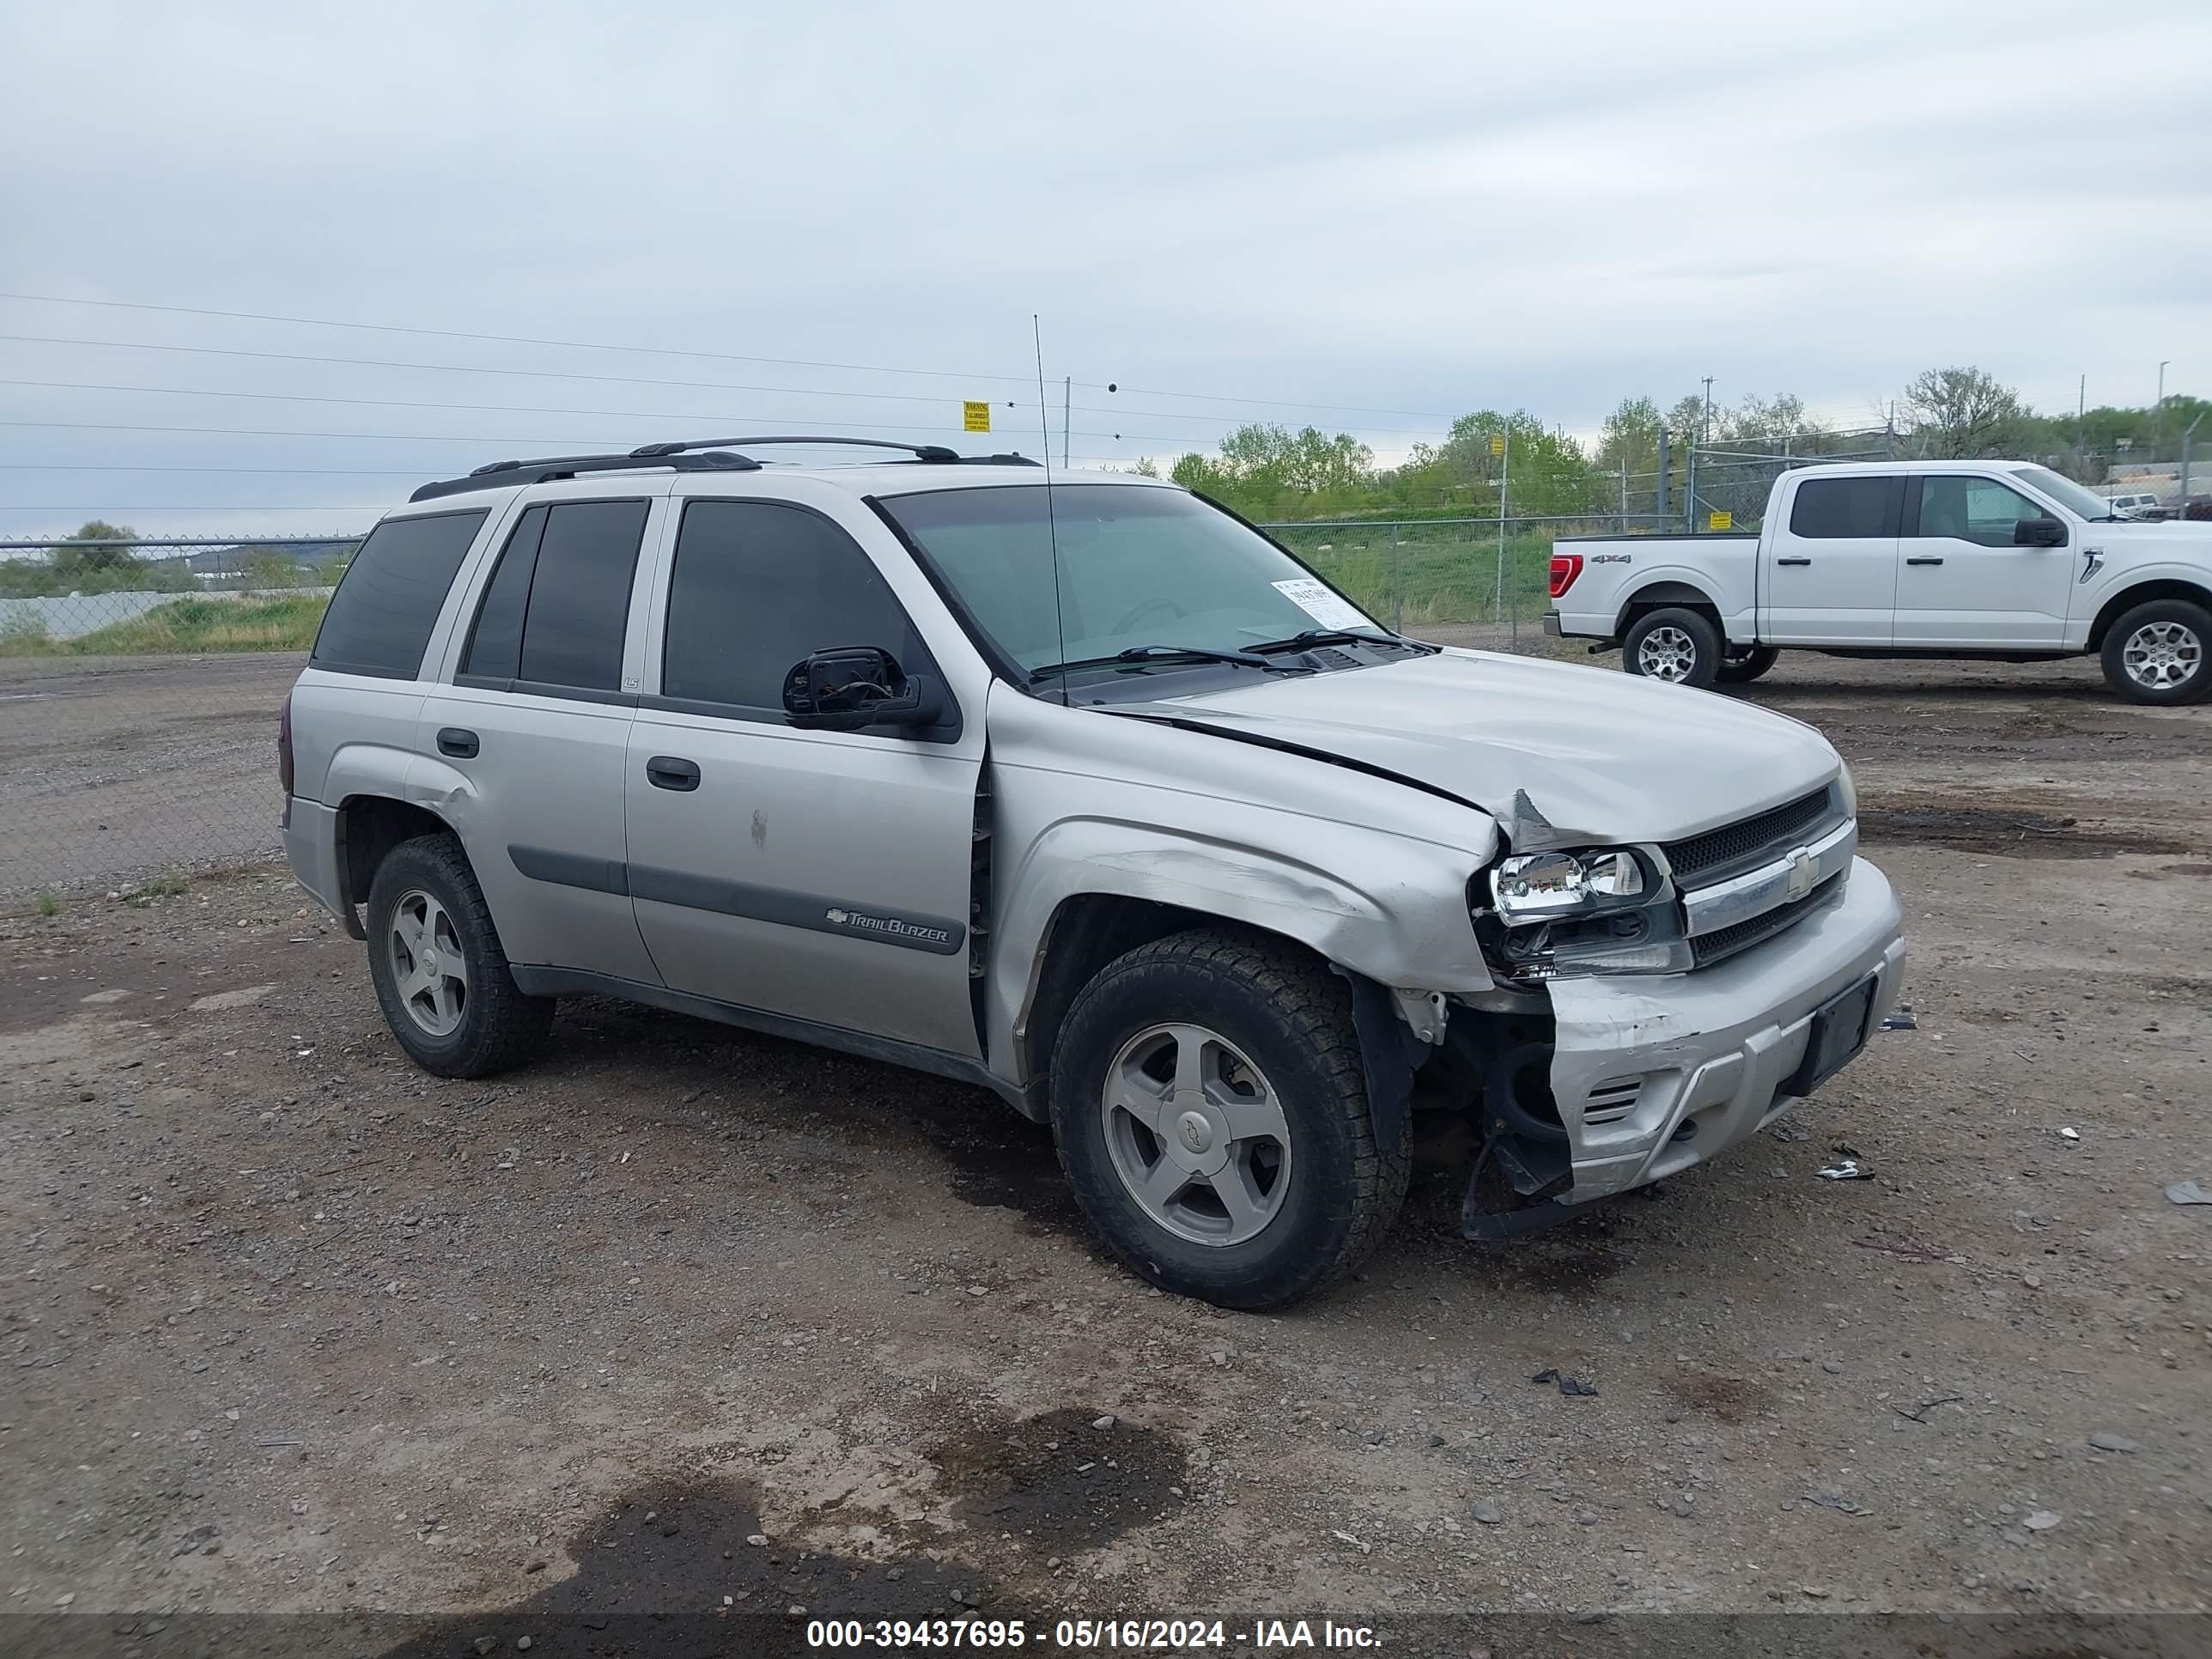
[3,652,2209,1655]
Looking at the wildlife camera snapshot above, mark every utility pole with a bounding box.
[1494,428,1510,624]
[1657,427,1670,520]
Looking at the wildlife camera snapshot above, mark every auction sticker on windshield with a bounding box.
[1272,578,1367,629]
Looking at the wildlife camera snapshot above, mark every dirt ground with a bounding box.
[3,652,2209,1654]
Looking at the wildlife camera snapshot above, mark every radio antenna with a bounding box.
[1033,313,1071,708]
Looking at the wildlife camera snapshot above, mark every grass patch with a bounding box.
[0,593,330,657]
[1271,526,1558,625]
[34,890,61,918]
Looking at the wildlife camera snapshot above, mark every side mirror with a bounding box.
[781,645,942,732]
[2014,516,2067,547]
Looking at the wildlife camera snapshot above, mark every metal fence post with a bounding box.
[1389,523,1404,633]
[1657,428,1669,521]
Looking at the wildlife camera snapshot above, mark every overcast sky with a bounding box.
[3,0,2208,538]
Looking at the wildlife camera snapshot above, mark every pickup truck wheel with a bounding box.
[1623,607,1722,689]
[1049,930,1411,1311]
[366,834,554,1078]
[2100,599,2211,705]
[1716,645,1780,684]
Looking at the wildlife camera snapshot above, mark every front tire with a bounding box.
[1717,645,1780,684]
[366,834,554,1078]
[1049,930,1410,1310]
[2100,599,2210,706]
[1622,607,1722,689]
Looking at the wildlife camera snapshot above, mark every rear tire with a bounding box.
[366,834,554,1078]
[1048,930,1410,1310]
[1622,607,1723,690]
[1717,645,1780,684]
[2100,599,2210,706]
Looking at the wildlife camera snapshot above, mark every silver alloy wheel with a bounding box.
[1637,625,1698,682]
[1100,1022,1292,1247]
[388,889,469,1037]
[2121,619,2203,690]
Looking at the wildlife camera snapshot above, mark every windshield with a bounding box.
[2016,465,2118,521]
[878,484,1382,676]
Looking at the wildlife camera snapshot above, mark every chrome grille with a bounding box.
[1664,786,1837,885]
[1690,872,1845,968]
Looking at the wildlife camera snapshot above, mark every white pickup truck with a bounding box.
[1545,459,2212,704]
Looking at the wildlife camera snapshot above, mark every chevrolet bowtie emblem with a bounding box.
[1783,847,1816,902]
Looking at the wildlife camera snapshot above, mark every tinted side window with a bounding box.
[662,501,921,710]
[459,499,647,691]
[310,510,487,677]
[1913,477,2048,547]
[1789,477,1898,539]
[459,505,545,681]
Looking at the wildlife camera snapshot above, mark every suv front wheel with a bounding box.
[1049,930,1411,1310]
[366,834,554,1077]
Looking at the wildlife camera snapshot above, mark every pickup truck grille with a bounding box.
[1664,785,1838,885]
[1690,872,1845,968]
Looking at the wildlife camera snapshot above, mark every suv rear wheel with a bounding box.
[366,834,554,1077]
[2100,599,2210,706]
[1622,606,1723,689]
[1048,930,1410,1310]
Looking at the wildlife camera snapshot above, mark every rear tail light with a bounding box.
[278,692,295,798]
[1548,553,1583,599]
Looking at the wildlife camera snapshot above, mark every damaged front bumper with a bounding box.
[1469,856,1905,1232]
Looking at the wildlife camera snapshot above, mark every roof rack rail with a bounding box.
[407,435,1039,502]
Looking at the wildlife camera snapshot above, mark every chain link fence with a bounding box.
[1,535,356,902]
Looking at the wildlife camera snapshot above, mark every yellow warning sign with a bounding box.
[1489,434,1505,457]
[1708,509,1733,531]
[963,400,992,434]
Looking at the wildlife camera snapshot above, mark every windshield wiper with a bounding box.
[1029,644,1285,684]
[1248,627,1432,655]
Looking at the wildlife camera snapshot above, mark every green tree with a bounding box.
[50,520,139,580]
[1902,367,2027,459]
[242,547,304,588]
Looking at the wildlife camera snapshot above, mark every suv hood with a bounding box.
[1152,647,1840,846]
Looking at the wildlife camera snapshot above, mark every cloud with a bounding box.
[1,0,2206,532]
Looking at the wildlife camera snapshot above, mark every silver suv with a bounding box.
[283,436,1905,1309]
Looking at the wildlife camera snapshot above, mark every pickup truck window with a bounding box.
[2015,465,2118,521]
[660,500,924,710]
[878,485,1376,679]
[310,508,488,679]
[1911,477,2048,547]
[1789,477,1900,538]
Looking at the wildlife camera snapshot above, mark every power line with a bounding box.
[0,290,1031,386]
[0,384,1260,453]
[0,333,1452,441]
[0,290,1462,428]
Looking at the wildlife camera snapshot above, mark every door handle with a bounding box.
[1776,556,1813,567]
[436,727,478,758]
[1905,556,1944,566]
[646,755,701,792]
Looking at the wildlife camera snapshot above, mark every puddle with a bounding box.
[374,1476,988,1656]
[920,1116,1081,1235]
[927,1406,1185,1553]
[1857,805,2191,860]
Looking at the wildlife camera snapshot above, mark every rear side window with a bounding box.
[1788,477,1900,539]
[310,510,487,678]
[459,499,649,692]
[660,501,922,711]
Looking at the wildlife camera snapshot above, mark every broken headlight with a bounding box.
[1477,847,1689,979]
[1490,848,1646,920]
